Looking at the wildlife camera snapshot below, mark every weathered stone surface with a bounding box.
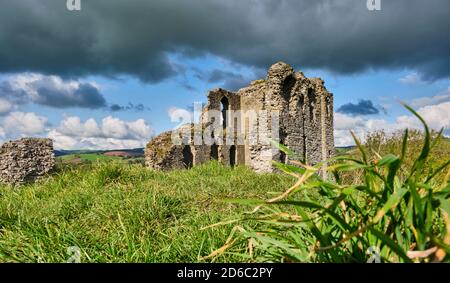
[0,138,55,185]
[145,131,183,170]
[145,61,334,173]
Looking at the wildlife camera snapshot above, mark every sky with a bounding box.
[0,0,449,149]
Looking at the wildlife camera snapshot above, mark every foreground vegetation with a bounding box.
[0,162,292,262]
[1,106,449,263]
[207,106,450,263]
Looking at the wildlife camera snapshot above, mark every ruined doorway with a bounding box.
[182,145,193,169]
[211,144,219,160]
[220,96,229,130]
[229,145,236,167]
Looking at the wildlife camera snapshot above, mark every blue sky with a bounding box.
[0,0,449,149]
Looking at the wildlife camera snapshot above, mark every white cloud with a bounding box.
[48,129,146,150]
[399,72,422,85]
[400,101,450,131]
[126,119,153,139]
[78,138,147,150]
[47,129,79,149]
[0,98,13,114]
[411,87,450,108]
[50,116,153,150]
[57,116,101,137]
[334,112,364,130]
[101,116,130,139]
[334,113,371,147]
[334,101,450,146]
[3,112,48,135]
[168,107,192,124]
[84,118,101,137]
[0,111,153,150]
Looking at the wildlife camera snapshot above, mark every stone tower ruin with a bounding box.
[145,62,334,173]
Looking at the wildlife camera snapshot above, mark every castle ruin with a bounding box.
[145,62,334,173]
[0,138,55,185]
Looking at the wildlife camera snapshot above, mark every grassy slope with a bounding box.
[222,131,450,263]
[1,134,447,263]
[0,161,293,263]
[59,153,121,162]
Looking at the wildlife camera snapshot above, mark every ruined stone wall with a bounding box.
[284,71,308,163]
[144,61,334,173]
[144,131,188,170]
[206,88,241,113]
[237,81,266,168]
[237,62,334,171]
[0,138,55,185]
[265,62,302,167]
[325,92,335,159]
[145,122,218,171]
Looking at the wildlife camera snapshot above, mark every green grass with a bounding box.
[0,161,293,263]
[1,105,448,263]
[208,105,450,263]
[59,153,121,163]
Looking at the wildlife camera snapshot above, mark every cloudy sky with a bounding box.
[0,0,449,149]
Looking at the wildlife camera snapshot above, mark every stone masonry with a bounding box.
[0,138,55,185]
[145,62,334,173]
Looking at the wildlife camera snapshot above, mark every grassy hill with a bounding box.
[59,153,120,163]
[0,128,449,263]
[57,153,144,166]
[54,148,144,157]
[0,161,293,263]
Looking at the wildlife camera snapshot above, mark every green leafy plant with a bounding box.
[203,104,450,263]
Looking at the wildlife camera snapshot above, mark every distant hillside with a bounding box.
[104,151,142,157]
[335,146,355,154]
[54,148,144,157]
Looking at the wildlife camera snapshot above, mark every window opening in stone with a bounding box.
[280,150,287,164]
[211,144,219,160]
[220,96,229,130]
[229,145,236,167]
[182,145,193,169]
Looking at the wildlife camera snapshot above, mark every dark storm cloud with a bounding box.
[337,100,380,116]
[0,75,106,109]
[0,82,26,105]
[0,0,449,81]
[35,82,106,109]
[202,70,251,91]
[109,103,150,112]
[110,104,124,112]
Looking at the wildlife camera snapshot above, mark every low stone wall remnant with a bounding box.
[0,138,55,185]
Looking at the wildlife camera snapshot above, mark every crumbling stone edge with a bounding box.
[0,138,55,186]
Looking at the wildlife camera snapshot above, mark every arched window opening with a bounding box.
[220,96,229,130]
[182,145,193,169]
[211,144,219,160]
[282,74,295,101]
